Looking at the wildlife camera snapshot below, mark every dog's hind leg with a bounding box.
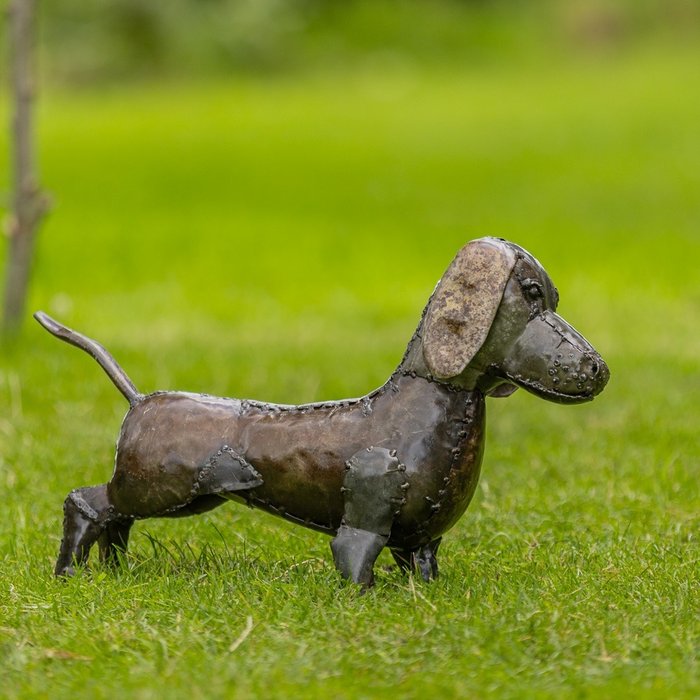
[390,538,442,582]
[98,519,134,566]
[331,447,408,587]
[55,484,120,577]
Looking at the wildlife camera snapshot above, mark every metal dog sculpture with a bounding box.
[36,237,609,586]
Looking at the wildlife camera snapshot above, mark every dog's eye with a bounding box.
[523,280,544,300]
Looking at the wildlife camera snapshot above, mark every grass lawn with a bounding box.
[1,46,699,698]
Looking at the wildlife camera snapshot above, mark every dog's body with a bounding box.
[37,237,609,586]
[114,375,484,546]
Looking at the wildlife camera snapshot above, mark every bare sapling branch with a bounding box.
[2,0,50,336]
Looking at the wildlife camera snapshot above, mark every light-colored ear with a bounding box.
[423,238,516,379]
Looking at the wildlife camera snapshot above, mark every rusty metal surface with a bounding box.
[35,237,609,585]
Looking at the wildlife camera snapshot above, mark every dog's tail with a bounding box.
[34,311,142,405]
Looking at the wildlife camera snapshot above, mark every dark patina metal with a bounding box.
[35,237,609,586]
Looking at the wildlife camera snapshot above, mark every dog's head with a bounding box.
[417,237,609,403]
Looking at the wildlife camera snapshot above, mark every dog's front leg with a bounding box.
[330,446,408,587]
[390,538,442,582]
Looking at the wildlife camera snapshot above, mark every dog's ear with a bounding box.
[423,238,516,379]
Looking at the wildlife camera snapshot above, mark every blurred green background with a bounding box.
[0,1,698,698]
[18,0,700,83]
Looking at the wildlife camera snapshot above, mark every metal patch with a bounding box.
[341,446,408,536]
[198,445,263,494]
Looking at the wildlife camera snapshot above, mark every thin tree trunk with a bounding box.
[3,0,49,336]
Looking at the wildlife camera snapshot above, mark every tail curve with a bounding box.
[34,311,142,405]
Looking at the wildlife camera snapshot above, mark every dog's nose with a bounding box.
[582,354,609,394]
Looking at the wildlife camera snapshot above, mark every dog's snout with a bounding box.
[500,310,609,404]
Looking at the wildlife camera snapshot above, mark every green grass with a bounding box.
[1,47,699,698]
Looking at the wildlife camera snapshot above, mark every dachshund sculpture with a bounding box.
[36,237,609,586]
